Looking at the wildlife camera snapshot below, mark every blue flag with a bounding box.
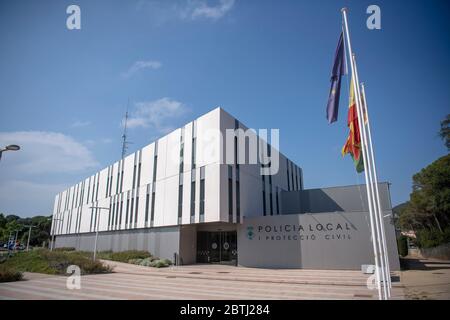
[326,32,346,124]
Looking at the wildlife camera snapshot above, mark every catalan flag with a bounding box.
[342,77,364,172]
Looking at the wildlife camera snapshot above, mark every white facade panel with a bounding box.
[51,107,302,236]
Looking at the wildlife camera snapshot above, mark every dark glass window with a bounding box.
[145,193,150,223]
[178,185,183,219]
[190,181,196,216]
[200,178,205,216]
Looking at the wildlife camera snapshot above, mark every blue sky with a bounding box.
[0,0,448,217]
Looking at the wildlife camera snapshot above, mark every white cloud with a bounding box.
[191,0,235,20]
[136,0,235,23]
[122,60,162,78]
[0,131,99,174]
[0,131,100,216]
[71,120,91,128]
[0,180,67,216]
[125,97,188,134]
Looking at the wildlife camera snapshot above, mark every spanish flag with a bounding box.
[342,77,364,172]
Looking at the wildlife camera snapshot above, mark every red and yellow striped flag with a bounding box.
[342,77,364,172]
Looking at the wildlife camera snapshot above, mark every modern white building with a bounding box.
[51,107,399,270]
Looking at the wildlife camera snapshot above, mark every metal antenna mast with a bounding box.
[121,99,130,159]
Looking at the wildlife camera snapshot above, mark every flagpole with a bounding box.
[352,54,388,300]
[341,7,384,300]
[360,82,392,294]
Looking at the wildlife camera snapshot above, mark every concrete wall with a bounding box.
[238,211,400,270]
[54,226,180,261]
[281,183,393,214]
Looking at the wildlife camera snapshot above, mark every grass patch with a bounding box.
[0,249,112,275]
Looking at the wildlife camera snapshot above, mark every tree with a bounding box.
[440,114,450,151]
[399,154,450,233]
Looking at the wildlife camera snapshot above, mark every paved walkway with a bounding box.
[400,257,450,300]
[0,261,404,300]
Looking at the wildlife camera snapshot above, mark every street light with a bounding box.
[24,225,37,251]
[89,206,110,261]
[0,144,21,161]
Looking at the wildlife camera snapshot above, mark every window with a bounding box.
[153,155,158,182]
[134,195,139,227]
[190,181,196,217]
[119,198,123,229]
[179,142,184,173]
[228,165,233,221]
[125,197,130,226]
[276,188,280,215]
[191,138,196,169]
[145,190,150,225]
[269,190,273,216]
[112,201,116,229]
[150,190,156,224]
[236,181,240,223]
[262,191,267,216]
[178,184,183,221]
[116,164,120,194]
[120,166,124,193]
[109,169,113,197]
[106,168,110,197]
[132,164,137,189]
[200,178,205,216]
[130,197,134,225]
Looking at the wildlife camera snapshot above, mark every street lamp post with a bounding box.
[24,225,37,251]
[89,207,110,261]
[0,144,21,161]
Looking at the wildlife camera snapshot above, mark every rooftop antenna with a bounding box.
[121,99,131,159]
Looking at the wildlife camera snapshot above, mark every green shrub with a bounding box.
[108,251,151,263]
[150,259,169,268]
[128,258,143,265]
[160,258,172,266]
[397,236,408,257]
[1,249,112,275]
[139,258,153,267]
[0,265,23,282]
[53,247,76,251]
[416,228,450,249]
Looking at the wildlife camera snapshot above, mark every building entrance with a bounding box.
[196,231,237,265]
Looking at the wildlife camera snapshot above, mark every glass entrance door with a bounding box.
[196,231,237,264]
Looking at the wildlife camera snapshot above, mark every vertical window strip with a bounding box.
[145,189,150,225]
[116,197,120,227]
[132,163,137,189]
[119,196,123,229]
[125,196,130,228]
[134,193,139,227]
[150,188,156,224]
[276,188,280,215]
[236,181,240,223]
[287,159,290,191]
[106,167,110,197]
[116,163,120,194]
[87,178,91,204]
[178,184,183,221]
[95,174,100,201]
[91,176,95,203]
[200,177,205,216]
[190,181,196,217]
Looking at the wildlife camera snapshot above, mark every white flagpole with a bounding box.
[352,54,388,300]
[341,7,384,300]
[360,82,392,294]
